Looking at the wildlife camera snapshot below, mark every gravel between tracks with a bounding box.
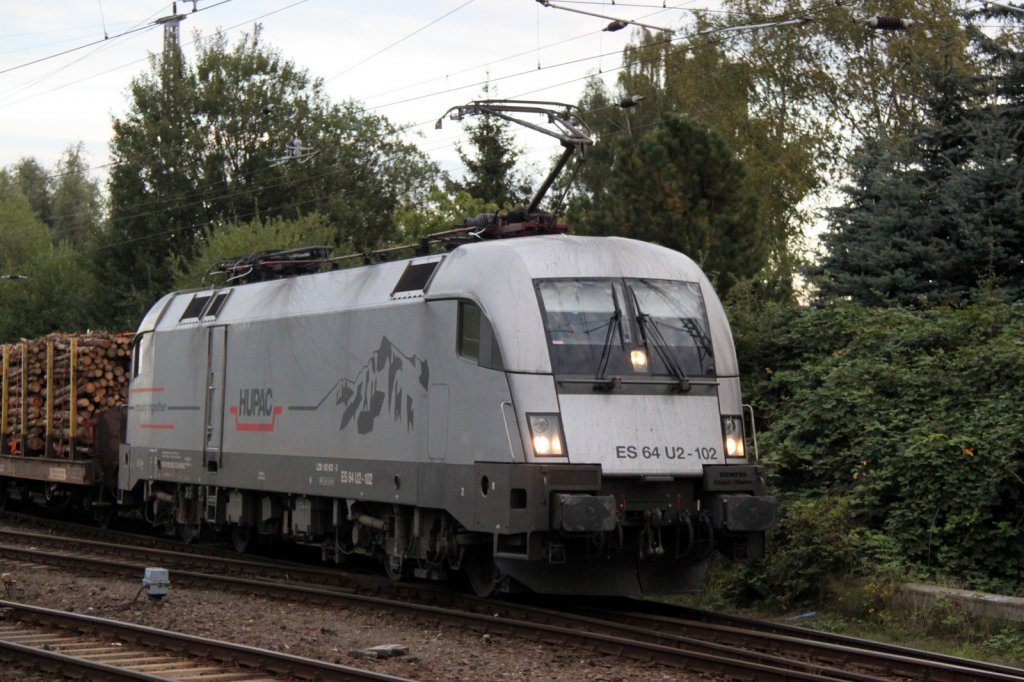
[0,561,701,681]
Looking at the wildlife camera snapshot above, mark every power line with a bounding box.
[0,0,236,77]
[0,23,156,76]
[0,0,310,111]
[324,0,477,83]
[84,10,830,240]
[0,0,885,207]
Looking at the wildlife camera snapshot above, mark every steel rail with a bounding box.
[558,603,1024,682]
[0,600,412,682]
[2,524,1022,682]
[632,602,1024,681]
[0,542,891,680]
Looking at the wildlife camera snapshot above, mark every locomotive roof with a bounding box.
[139,235,738,376]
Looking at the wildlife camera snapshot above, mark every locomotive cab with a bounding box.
[425,235,776,595]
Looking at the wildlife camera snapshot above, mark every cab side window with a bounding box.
[132,332,153,379]
[458,301,503,370]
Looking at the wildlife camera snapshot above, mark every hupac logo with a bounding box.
[230,387,282,432]
[239,387,274,417]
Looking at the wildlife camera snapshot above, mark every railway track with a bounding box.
[2,521,1023,681]
[0,600,411,681]
[550,599,1024,682]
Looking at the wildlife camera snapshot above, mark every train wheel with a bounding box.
[177,522,199,544]
[382,553,405,581]
[95,504,116,530]
[465,553,497,598]
[231,525,252,554]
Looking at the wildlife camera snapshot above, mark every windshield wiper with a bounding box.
[594,288,623,391]
[630,289,691,392]
[679,318,714,371]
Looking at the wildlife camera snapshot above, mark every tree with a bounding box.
[741,301,1024,596]
[572,113,763,294]
[0,180,101,341]
[810,15,1024,305]
[50,144,104,246]
[605,25,819,294]
[0,246,101,342]
[0,179,50,274]
[4,148,103,247]
[395,187,499,240]
[170,213,337,289]
[810,135,964,306]
[10,157,51,227]
[571,0,975,296]
[447,88,532,209]
[95,27,437,329]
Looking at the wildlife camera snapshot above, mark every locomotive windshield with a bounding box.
[536,278,714,379]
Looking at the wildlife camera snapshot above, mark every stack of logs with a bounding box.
[2,332,132,455]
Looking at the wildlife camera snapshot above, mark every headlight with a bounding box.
[629,348,648,371]
[528,413,566,456]
[722,415,746,458]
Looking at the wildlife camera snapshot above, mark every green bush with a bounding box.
[726,293,1024,600]
[743,496,861,609]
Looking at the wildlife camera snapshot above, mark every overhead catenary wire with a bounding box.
[0,0,236,77]
[0,0,311,111]
[2,0,809,194]
[536,0,675,32]
[3,0,888,216]
[62,11,827,249]
[5,0,1003,261]
[0,0,827,218]
[0,23,158,76]
[324,0,477,83]
[0,1,651,185]
[361,0,700,105]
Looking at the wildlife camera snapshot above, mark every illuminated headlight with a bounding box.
[629,348,648,371]
[528,413,566,456]
[721,415,746,458]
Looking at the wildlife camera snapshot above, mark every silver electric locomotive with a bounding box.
[120,229,776,596]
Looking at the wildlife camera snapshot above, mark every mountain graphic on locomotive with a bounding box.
[0,101,776,596]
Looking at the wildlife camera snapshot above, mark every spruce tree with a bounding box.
[811,16,1024,305]
[448,95,531,209]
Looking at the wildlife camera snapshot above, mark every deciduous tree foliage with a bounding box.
[170,213,337,290]
[0,178,50,272]
[5,147,103,247]
[0,178,101,342]
[0,246,100,342]
[597,25,820,293]
[723,295,1024,601]
[574,0,972,295]
[95,27,437,329]
[10,158,51,228]
[395,188,499,240]
[50,144,104,247]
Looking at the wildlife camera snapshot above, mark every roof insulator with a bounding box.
[864,15,915,30]
[619,94,645,109]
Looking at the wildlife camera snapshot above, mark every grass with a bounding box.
[666,569,1024,668]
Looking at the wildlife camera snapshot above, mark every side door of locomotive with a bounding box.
[203,325,228,472]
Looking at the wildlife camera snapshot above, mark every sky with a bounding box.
[0,1,700,184]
